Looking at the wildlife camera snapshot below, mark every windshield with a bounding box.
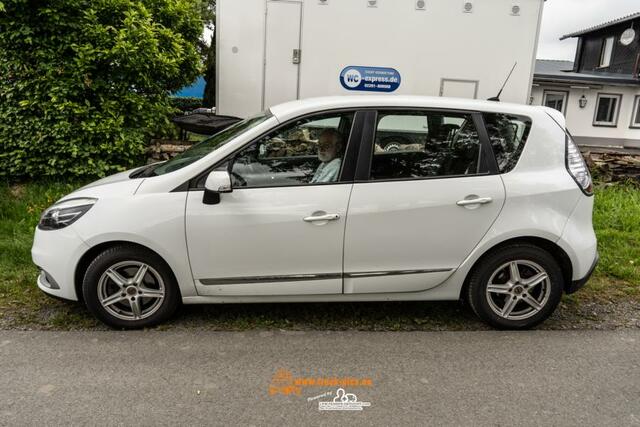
[146,112,271,176]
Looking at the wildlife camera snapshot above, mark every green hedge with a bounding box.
[170,97,204,112]
[0,0,203,181]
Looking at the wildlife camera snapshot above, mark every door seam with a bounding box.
[341,183,356,294]
[183,192,199,297]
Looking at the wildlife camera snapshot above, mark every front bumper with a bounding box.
[566,252,599,294]
[31,225,89,301]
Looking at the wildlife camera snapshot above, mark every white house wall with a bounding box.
[531,85,640,149]
[217,0,544,118]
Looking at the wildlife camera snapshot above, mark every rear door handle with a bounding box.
[303,213,340,222]
[456,197,493,207]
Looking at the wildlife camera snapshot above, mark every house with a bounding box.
[531,12,640,149]
[216,0,546,118]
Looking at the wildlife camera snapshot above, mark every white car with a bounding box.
[32,96,598,330]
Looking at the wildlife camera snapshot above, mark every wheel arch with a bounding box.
[74,241,182,303]
[460,236,573,300]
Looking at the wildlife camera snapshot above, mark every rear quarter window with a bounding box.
[483,113,532,173]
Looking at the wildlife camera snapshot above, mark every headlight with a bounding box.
[38,198,97,230]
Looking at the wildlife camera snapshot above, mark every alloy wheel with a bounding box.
[485,260,551,321]
[97,261,165,321]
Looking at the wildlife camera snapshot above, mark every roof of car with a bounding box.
[269,96,544,122]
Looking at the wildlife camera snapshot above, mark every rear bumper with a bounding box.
[566,252,599,294]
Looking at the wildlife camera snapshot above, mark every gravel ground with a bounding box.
[1,295,639,331]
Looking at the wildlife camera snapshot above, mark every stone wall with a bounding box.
[147,139,194,164]
[582,149,640,182]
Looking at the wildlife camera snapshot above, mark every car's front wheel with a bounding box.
[466,244,564,330]
[82,245,180,329]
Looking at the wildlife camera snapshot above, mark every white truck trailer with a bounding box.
[216,0,545,118]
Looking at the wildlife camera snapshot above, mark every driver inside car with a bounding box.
[310,129,343,183]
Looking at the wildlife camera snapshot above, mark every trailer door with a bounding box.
[263,1,302,110]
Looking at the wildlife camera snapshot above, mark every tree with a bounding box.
[201,0,216,108]
[0,0,203,180]
[202,32,216,108]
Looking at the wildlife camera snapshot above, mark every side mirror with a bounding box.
[203,171,232,205]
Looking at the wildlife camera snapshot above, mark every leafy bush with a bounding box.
[0,0,203,180]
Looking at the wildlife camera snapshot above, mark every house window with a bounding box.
[593,93,622,127]
[599,36,614,68]
[631,96,640,129]
[543,90,568,115]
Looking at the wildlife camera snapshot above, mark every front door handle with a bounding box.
[303,213,340,223]
[456,197,493,207]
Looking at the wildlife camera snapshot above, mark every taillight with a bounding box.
[565,133,593,196]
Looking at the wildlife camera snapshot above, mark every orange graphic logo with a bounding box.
[269,369,302,396]
[269,369,373,396]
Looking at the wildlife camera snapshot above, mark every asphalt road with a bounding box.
[1,330,639,426]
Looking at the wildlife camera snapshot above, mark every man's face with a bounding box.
[318,134,339,162]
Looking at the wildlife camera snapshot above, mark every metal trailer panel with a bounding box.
[218,0,545,118]
[216,0,267,117]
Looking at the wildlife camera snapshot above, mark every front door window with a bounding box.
[230,112,354,188]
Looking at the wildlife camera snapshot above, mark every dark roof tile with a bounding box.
[534,59,640,85]
[560,11,640,40]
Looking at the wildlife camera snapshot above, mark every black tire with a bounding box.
[82,245,180,329]
[380,136,412,151]
[466,244,564,330]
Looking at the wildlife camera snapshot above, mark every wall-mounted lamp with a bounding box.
[579,95,588,109]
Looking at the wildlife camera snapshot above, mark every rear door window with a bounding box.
[369,110,488,180]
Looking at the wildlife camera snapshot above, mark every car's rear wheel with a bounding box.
[82,245,180,329]
[466,244,564,330]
